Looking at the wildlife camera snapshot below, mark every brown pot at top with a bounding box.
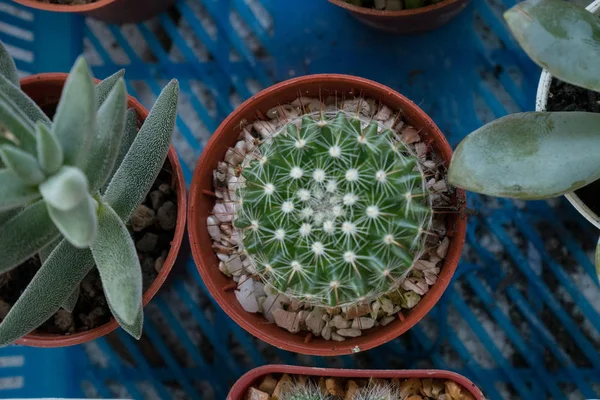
[227,365,486,400]
[189,74,467,356]
[11,0,175,24]
[328,0,470,34]
[14,73,187,348]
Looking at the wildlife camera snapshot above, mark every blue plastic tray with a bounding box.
[1,0,599,399]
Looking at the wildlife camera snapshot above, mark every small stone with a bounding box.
[345,303,371,319]
[407,396,423,400]
[306,308,325,335]
[331,332,345,342]
[150,190,165,211]
[445,380,463,400]
[273,309,301,333]
[321,322,332,340]
[154,255,166,273]
[420,378,434,397]
[207,216,222,241]
[235,278,259,313]
[404,291,422,309]
[272,374,293,400]
[351,317,375,330]
[258,375,278,395]
[402,277,428,296]
[400,126,420,144]
[263,295,286,323]
[370,301,380,319]
[345,380,360,400]
[246,387,269,400]
[432,179,448,193]
[325,378,345,396]
[380,298,394,315]
[136,233,159,253]
[332,315,350,329]
[415,142,427,159]
[437,237,450,258]
[432,380,445,396]
[379,315,395,326]
[337,328,362,338]
[399,378,421,398]
[157,201,177,231]
[131,205,155,231]
[158,183,172,195]
[374,105,392,121]
[54,309,74,333]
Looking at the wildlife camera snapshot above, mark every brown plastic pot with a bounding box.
[13,73,187,348]
[189,74,466,356]
[227,365,485,400]
[11,0,175,24]
[328,0,470,34]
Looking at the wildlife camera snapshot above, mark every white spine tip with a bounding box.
[291,261,302,271]
[366,205,380,218]
[313,169,326,183]
[341,221,356,235]
[332,206,343,217]
[275,229,286,241]
[299,223,312,237]
[250,220,260,231]
[295,139,306,148]
[300,207,314,219]
[343,193,358,206]
[343,251,356,263]
[330,280,339,288]
[323,220,335,234]
[290,167,304,179]
[326,180,338,193]
[311,241,325,256]
[384,234,394,245]
[345,168,359,182]
[329,146,341,158]
[376,170,386,182]
[264,183,275,195]
[297,189,311,201]
[281,201,294,213]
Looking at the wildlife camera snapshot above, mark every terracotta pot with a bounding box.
[11,0,175,24]
[328,0,470,34]
[14,73,187,348]
[536,0,600,229]
[227,365,485,400]
[189,74,467,356]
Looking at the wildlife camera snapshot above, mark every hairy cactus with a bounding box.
[0,40,179,344]
[448,0,600,276]
[354,382,398,400]
[234,111,432,307]
[279,381,331,400]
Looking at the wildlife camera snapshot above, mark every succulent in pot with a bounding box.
[0,39,180,345]
[448,0,600,277]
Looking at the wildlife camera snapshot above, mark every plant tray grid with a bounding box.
[0,0,599,399]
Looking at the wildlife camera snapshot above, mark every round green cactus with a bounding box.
[235,111,432,307]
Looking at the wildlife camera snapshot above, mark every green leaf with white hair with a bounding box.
[0,200,59,274]
[102,109,138,193]
[95,69,125,107]
[0,169,39,211]
[36,123,63,175]
[0,90,36,154]
[39,166,89,211]
[505,0,600,92]
[449,112,600,200]
[85,78,127,193]
[0,40,19,87]
[104,79,179,221]
[91,202,142,325]
[61,286,80,313]
[39,236,61,264]
[47,194,98,249]
[0,209,18,227]
[0,239,95,346]
[52,57,96,167]
[0,74,50,127]
[0,145,45,185]
[596,236,600,285]
[107,287,143,339]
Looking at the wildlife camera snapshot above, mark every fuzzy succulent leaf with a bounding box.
[0,209,17,227]
[0,239,94,347]
[47,194,98,249]
[0,145,45,185]
[39,236,61,264]
[95,69,125,107]
[52,56,96,167]
[61,286,80,313]
[0,91,36,154]
[104,79,179,221]
[0,200,59,274]
[108,299,143,340]
[0,169,39,211]
[39,166,89,211]
[85,78,127,193]
[36,123,63,175]
[0,74,51,127]
[91,203,142,325]
[0,40,19,87]
[596,236,600,284]
[106,109,138,188]
[505,0,600,93]
[449,112,600,200]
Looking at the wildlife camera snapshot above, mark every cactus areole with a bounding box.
[233,111,433,308]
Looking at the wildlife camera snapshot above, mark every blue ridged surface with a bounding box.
[0,0,599,398]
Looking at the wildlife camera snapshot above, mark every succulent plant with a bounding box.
[0,40,179,344]
[233,111,432,307]
[448,0,600,276]
[280,381,331,400]
[354,382,398,400]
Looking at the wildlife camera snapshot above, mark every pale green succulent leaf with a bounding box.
[0,145,44,185]
[108,300,143,340]
[39,236,62,264]
[52,56,96,167]
[0,240,94,346]
[91,203,142,325]
[104,79,179,221]
[505,0,600,92]
[0,169,39,211]
[39,166,89,211]
[86,78,127,193]
[0,40,19,87]
[61,286,80,313]
[449,112,600,200]
[36,123,63,175]
[47,194,98,249]
[0,74,50,127]
[96,69,126,107]
[0,209,17,227]
[106,108,138,189]
[0,200,59,274]
[596,236,600,285]
[0,91,36,154]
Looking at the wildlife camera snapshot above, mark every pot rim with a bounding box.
[189,73,467,356]
[535,0,600,230]
[226,365,486,400]
[14,73,187,348]
[328,0,465,17]
[11,0,117,13]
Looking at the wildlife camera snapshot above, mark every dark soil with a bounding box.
[546,79,600,217]
[0,162,178,336]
